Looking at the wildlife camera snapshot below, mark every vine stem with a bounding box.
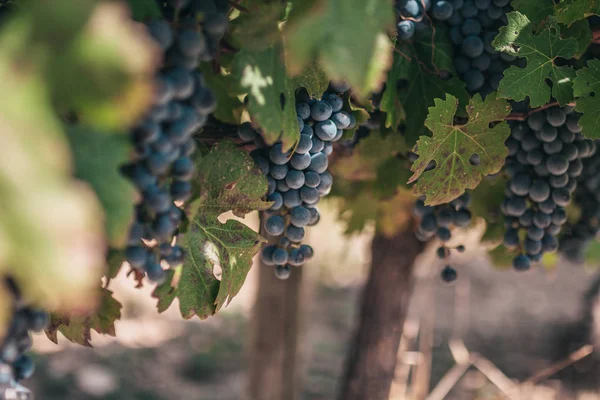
[592,25,600,44]
[505,101,577,121]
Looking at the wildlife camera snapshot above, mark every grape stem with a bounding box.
[592,26,600,44]
[229,0,249,13]
[505,101,577,121]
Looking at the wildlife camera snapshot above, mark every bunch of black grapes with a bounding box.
[396,0,456,41]
[502,106,596,270]
[121,0,228,283]
[239,82,355,280]
[560,140,600,262]
[0,279,48,385]
[412,192,472,282]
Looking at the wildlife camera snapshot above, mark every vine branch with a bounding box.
[505,101,577,121]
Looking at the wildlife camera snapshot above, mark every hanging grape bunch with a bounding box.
[441,0,520,94]
[121,0,228,283]
[0,279,48,385]
[240,82,355,280]
[558,139,600,263]
[412,192,472,282]
[396,0,455,41]
[502,106,596,271]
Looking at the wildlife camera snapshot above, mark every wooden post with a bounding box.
[338,224,424,400]
[248,216,304,400]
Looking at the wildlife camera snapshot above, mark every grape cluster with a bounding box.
[0,280,48,383]
[560,140,600,262]
[121,1,227,283]
[502,107,596,270]
[240,83,355,280]
[412,192,472,282]
[396,0,456,41]
[443,0,518,94]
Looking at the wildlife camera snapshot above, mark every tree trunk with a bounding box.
[338,224,424,400]
[248,217,304,400]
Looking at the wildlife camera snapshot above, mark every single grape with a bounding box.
[513,254,530,271]
[265,215,285,236]
[441,265,458,282]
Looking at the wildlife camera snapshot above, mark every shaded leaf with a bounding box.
[573,59,600,139]
[470,176,507,244]
[154,142,270,319]
[291,59,330,99]
[201,64,245,125]
[67,127,135,248]
[409,94,511,206]
[284,0,394,97]
[45,289,122,347]
[232,43,300,150]
[555,0,600,25]
[493,12,578,107]
[126,0,162,21]
[512,0,555,23]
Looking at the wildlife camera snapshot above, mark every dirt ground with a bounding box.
[23,205,600,400]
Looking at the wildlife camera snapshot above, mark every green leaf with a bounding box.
[379,52,406,132]
[106,249,124,280]
[284,0,394,97]
[66,127,135,248]
[126,0,162,21]
[331,130,408,186]
[232,43,300,151]
[230,1,285,51]
[512,0,555,23]
[409,94,511,206]
[573,59,600,139]
[45,288,122,347]
[562,19,592,58]
[154,142,270,319]
[291,59,330,99]
[398,62,469,146]
[47,2,160,129]
[380,25,459,136]
[200,64,245,125]
[493,12,578,107]
[555,0,600,25]
[470,176,508,244]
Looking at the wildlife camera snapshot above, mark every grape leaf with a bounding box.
[331,130,408,185]
[380,23,459,136]
[126,0,162,21]
[230,1,285,51]
[48,2,160,129]
[153,142,270,319]
[200,64,245,125]
[232,43,300,151]
[106,249,124,280]
[470,176,508,244]
[66,127,135,248]
[573,59,600,139]
[409,94,511,206]
[397,61,469,146]
[291,59,330,99]
[562,19,592,58]
[45,288,122,347]
[333,179,413,237]
[555,0,600,25]
[493,12,578,107]
[284,0,394,98]
[512,0,555,23]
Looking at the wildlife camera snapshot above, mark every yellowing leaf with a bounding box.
[409,94,511,206]
[153,142,271,319]
[284,0,394,97]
